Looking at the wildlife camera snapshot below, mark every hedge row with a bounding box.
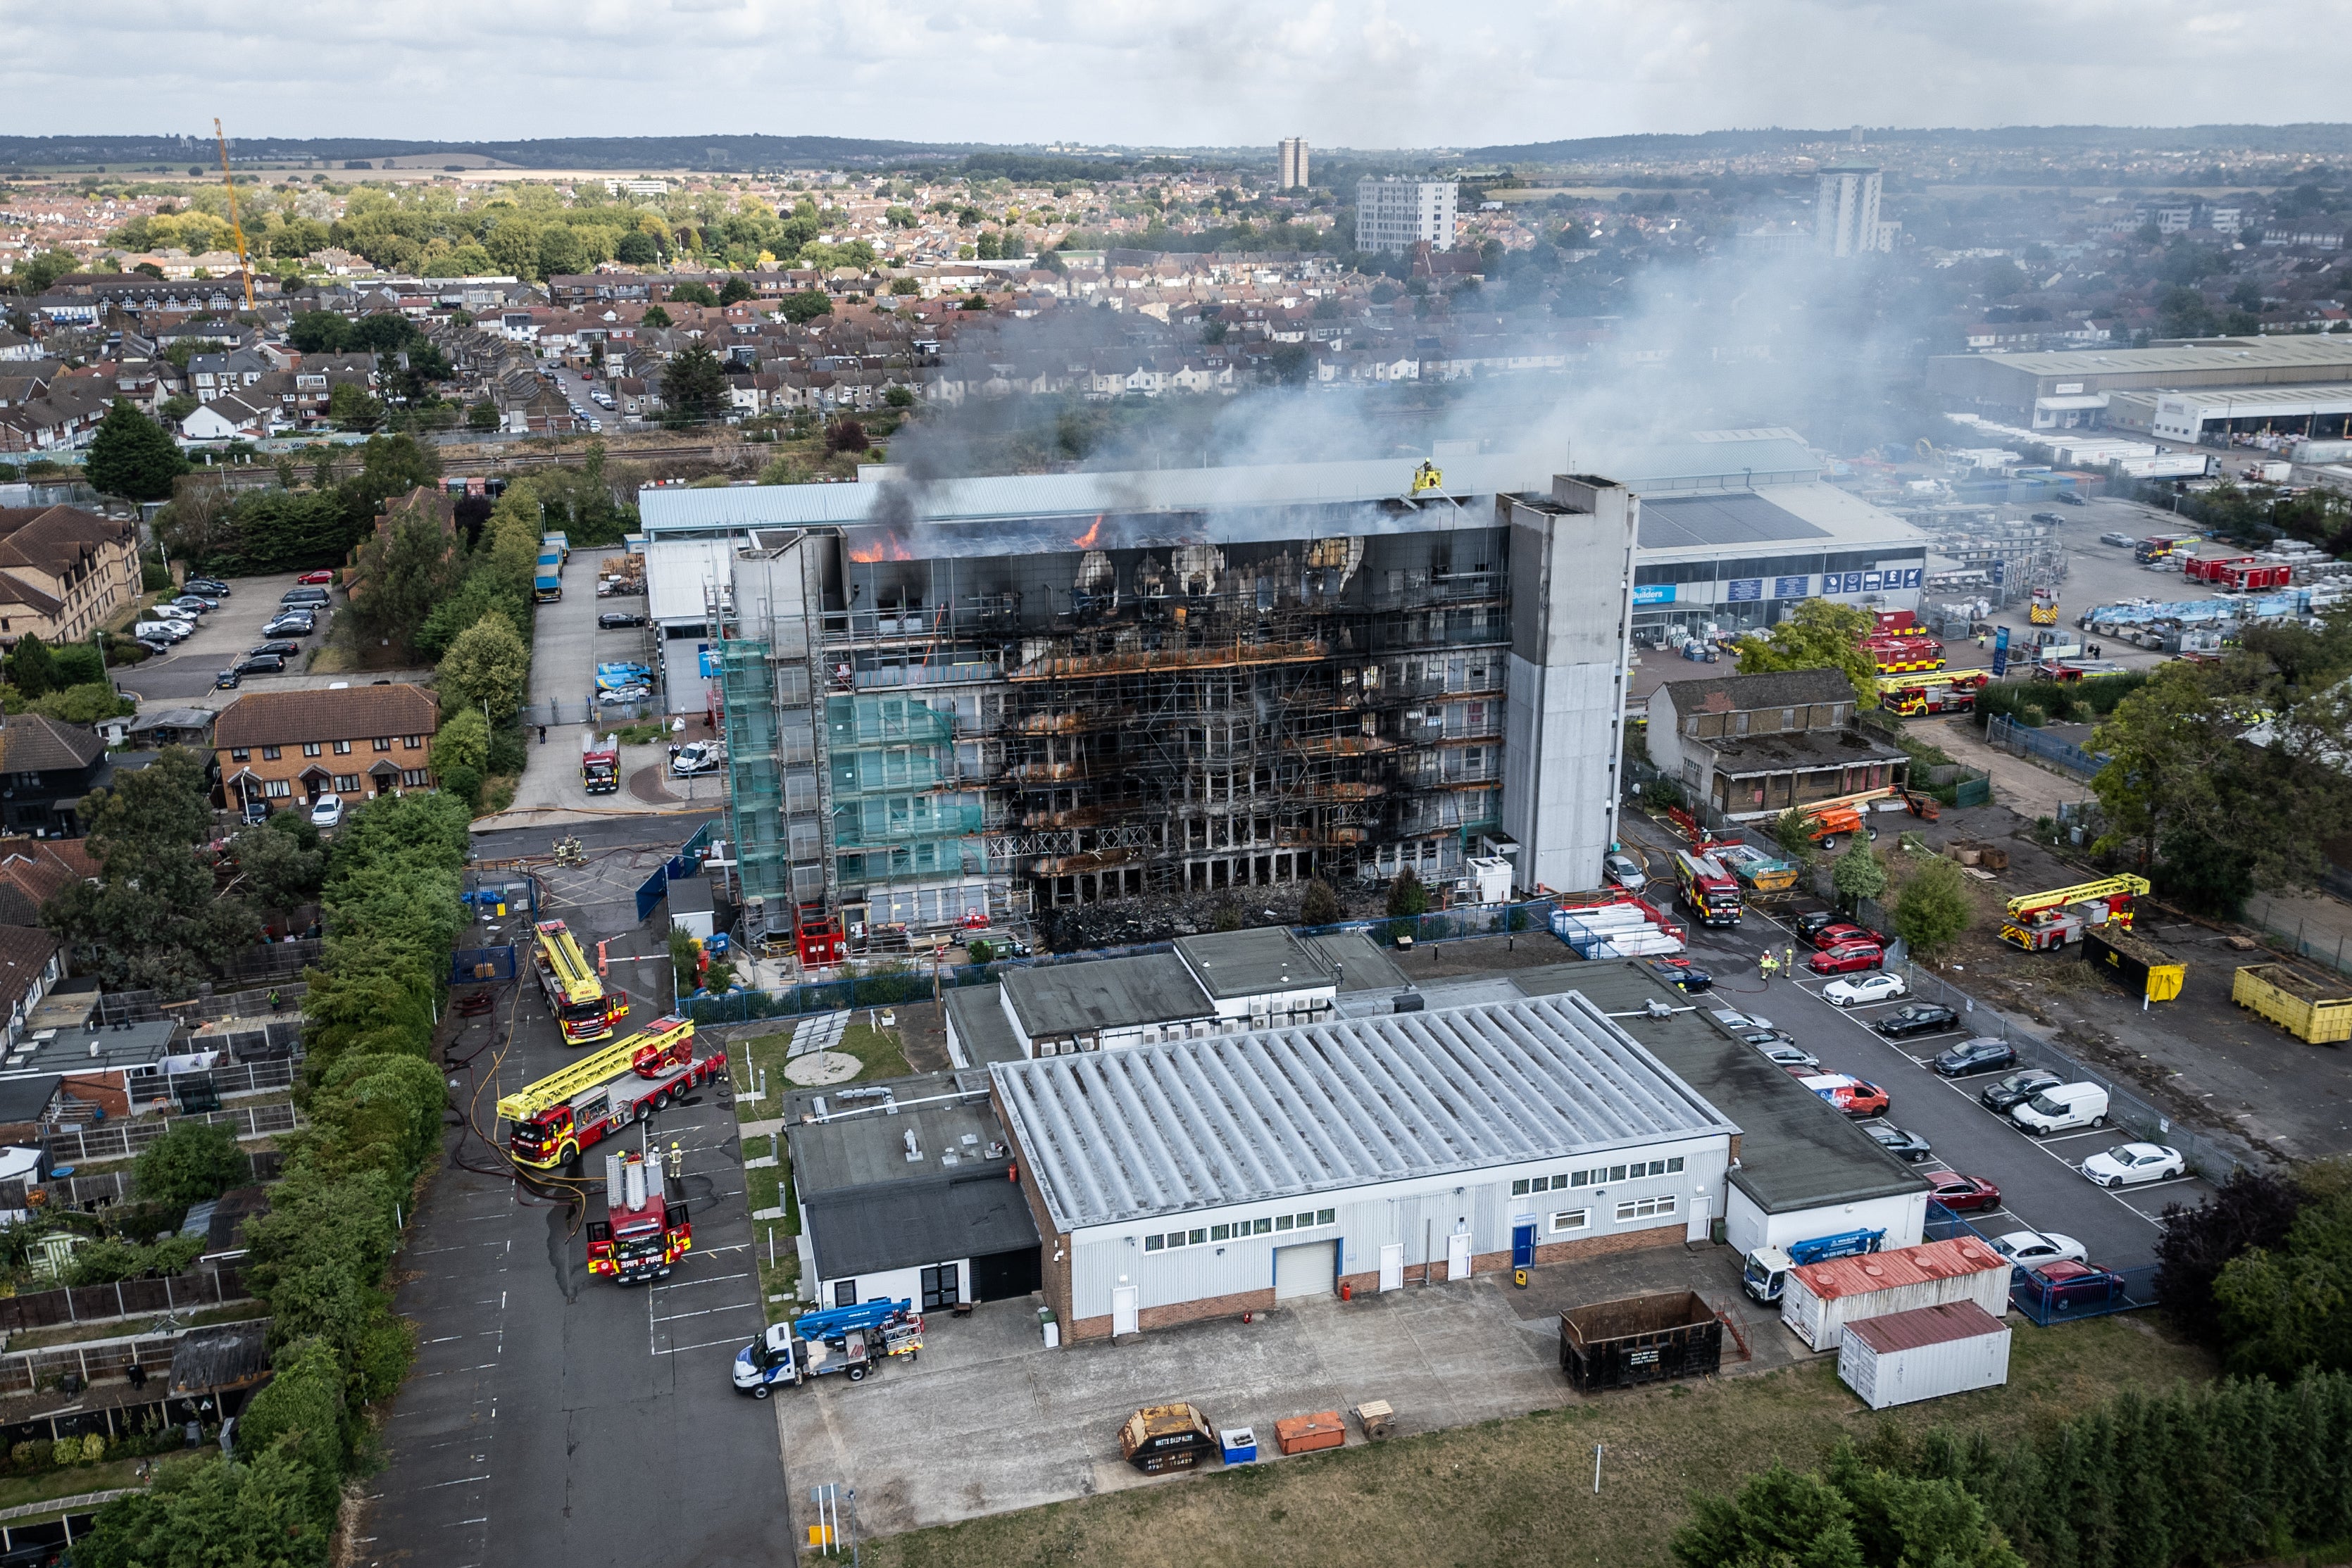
[79,790,473,1568]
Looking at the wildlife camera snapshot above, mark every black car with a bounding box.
[1646,960,1713,995]
[1794,910,1842,940]
[1868,1124,1934,1163]
[249,640,300,658]
[1934,1036,2020,1077]
[1979,1068,2064,1112]
[214,669,242,690]
[232,653,285,675]
[1875,1003,1960,1039]
[263,616,315,637]
[599,611,648,629]
[2056,491,2087,506]
[184,577,230,596]
[2030,511,2063,524]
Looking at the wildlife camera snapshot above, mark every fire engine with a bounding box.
[1998,875,2151,952]
[1877,670,1989,716]
[586,1146,691,1284]
[532,919,630,1043]
[2029,589,2060,626]
[1672,849,1744,928]
[496,1015,728,1170]
[1862,633,1944,675]
[581,732,620,796]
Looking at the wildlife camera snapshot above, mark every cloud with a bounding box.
[9,0,2351,144]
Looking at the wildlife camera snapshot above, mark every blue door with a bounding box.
[1511,1222,1536,1268]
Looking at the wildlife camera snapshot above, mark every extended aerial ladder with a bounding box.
[211,118,256,312]
[2000,875,2151,952]
[494,1016,697,1126]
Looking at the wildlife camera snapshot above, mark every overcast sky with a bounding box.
[14,0,2351,149]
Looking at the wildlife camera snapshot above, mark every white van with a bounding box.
[134,620,192,642]
[2010,1081,2110,1133]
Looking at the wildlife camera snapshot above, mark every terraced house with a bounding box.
[0,505,140,647]
[212,684,439,817]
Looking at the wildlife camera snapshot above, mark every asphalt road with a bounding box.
[363,824,785,1568]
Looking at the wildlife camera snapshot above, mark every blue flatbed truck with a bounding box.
[732,1299,922,1397]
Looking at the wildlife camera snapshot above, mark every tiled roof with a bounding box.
[0,714,102,773]
[213,684,437,749]
[1658,668,1856,715]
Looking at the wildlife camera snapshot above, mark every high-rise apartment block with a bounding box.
[1814,164,1891,257]
[1356,177,1457,254]
[1278,137,1310,191]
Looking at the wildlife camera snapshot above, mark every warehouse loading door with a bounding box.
[1274,1240,1337,1300]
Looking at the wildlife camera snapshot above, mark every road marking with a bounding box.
[652,1300,762,1324]
[428,1474,491,1488]
[653,1271,751,1291]
[2032,1129,2109,1146]
[2108,1175,2201,1194]
[664,1334,761,1353]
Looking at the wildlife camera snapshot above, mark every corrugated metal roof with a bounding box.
[1844,1299,2006,1355]
[1791,1237,2007,1301]
[1639,491,1829,550]
[989,993,1738,1232]
[1969,338,2352,377]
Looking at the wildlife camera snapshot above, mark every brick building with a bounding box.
[0,505,141,648]
[212,684,439,817]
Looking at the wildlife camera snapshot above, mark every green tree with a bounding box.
[416,567,531,663]
[1299,879,1342,925]
[641,303,672,329]
[465,401,499,431]
[5,633,55,699]
[159,391,199,425]
[1771,805,1820,867]
[1891,855,1970,962]
[349,502,461,657]
[30,682,135,725]
[777,291,833,322]
[668,280,718,307]
[1672,1463,1865,1568]
[1736,598,1881,708]
[234,1337,349,1517]
[2089,663,2231,867]
[1386,867,1431,917]
[77,1440,334,1568]
[661,341,730,421]
[718,275,756,305]
[135,1117,251,1206]
[328,381,386,432]
[2213,1179,2352,1380]
[1823,1445,2026,1568]
[1832,844,1888,911]
[436,610,531,722]
[434,703,491,775]
[6,249,82,294]
[228,813,327,920]
[84,398,189,502]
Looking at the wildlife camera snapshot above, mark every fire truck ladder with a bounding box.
[534,920,601,1001]
[494,1017,694,1123]
[2003,875,2151,922]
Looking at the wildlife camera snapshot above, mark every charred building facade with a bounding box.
[640,456,1634,939]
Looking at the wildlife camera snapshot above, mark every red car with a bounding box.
[296,569,334,585]
[1927,1174,2002,1213]
[1799,1073,1889,1117]
[1808,941,1886,975]
[1808,921,1887,951]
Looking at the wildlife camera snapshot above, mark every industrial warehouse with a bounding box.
[639,440,1931,941]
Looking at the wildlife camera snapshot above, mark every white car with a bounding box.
[670,741,722,776]
[2080,1143,2185,1188]
[1821,972,1908,1008]
[1989,1230,2088,1267]
[598,685,651,706]
[308,794,344,829]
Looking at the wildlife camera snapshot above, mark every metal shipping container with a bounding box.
[1558,1291,1722,1392]
[2084,926,2184,1003]
[1838,1300,2010,1410]
[2232,962,2352,1045]
[1780,1238,2010,1351]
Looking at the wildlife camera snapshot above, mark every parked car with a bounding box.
[1934,1036,2019,1077]
[2030,511,2063,524]
[1602,853,1647,892]
[184,577,230,596]
[169,595,216,615]
[232,653,286,676]
[1979,1068,2065,1113]
[309,794,344,828]
[133,619,192,644]
[1753,1039,1821,1072]
[264,615,315,637]
[598,610,649,629]
[2010,1082,2111,1134]
[136,634,174,656]
[2079,1143,2185,1188]
[1808,941,1887,976]
[1794,910,1843,940]
[2019,1258,2128,1310]
[1926,1174,2003,1213]
[1989,1229,2088,1267]
[670,741,722,776]
[214,669,242,690]
[2056,491,2086,506]
[1800,1073,1889,1118]
[238,798,271,824]
[281,587,330,606]
[249,640,301,658]
[1875,1003,1960,1039]
[1808,921,1887,951]
[599,686,652,706]
[2099,531,2137,548]
[1868,1124,1934,1163]
[1646,960,1713,994]
[1822,972,1907,1007]
[295,570,335,585]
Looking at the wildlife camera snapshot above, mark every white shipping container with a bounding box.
[1780,1238,2010,1351]
[1839,1301,2010,1410]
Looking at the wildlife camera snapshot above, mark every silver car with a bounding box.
[1603,853,1646,892]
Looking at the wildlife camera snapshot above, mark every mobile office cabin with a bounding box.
[2083,926,2185,1003]
[1779,1237,2010,1352]
[1838,1300,2010,1410]
[2231,962,2352,1045]
[1558,1291,1722,1392]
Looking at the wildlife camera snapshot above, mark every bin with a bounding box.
[1118,1405,1215,1473]
[1274,1411,1345,1455]
[1219,1426,1258,1464]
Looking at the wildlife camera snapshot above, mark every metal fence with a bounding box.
[42,1103,297,1166]
[94,981,310,1028]
[1896,963,2246,1185]
[1986,715,2108,780]
[0,1269,251,1336]
[452,945,519,984]
[0,1150,282,1215]
[1922,1203,2161,1325]
[2243,896,2352,979]
[637,821,717,922]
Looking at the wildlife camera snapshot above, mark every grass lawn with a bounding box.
[0,1455,148,1515]
[740,1133,799,1322]
[869,1314,2219,1568]
[730,1018,910,1119]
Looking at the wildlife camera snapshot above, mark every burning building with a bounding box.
[640,453,1637,940]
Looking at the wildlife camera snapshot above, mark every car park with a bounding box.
[133,619,191,643]
[250,640,300,658]
[136,635,174,656]
[309,794,343,828]
[1926,1174,2002,1212]
[1875,1003,1959,1038]
[2010,1081,2110,1134]
[232,653,286,676]
[2079,1143,2185,1188]
[1989,1229,2088,1267]
[1799,1073,1889,1117]
[296,570,335,585]
[1979,1068,2064,1113]
[1867,1124,1934,1163]
[2018,1258,2128,1310]
[1602,853,1646,892]
[599,611,649,629]
[1808,921,1886,951]
[1934,1036,2019,1077]
[1808,941,1887,976]
[1821,972,1907,1007]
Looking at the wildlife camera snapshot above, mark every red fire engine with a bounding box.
[495,1016,728,1171]
[586,1146,692,1284]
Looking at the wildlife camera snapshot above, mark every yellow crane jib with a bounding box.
[2003,875,2151,922]
[495,1015,696,1124]
[212,118,256,313]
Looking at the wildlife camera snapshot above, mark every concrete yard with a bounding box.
[777,1238,1799,1538]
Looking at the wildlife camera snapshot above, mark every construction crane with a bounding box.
[212,117,256,313]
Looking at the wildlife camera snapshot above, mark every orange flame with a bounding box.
[1075,515,1103,550]
[847,531,915,563]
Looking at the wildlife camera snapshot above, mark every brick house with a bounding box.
[0,505,141,648]
[1647,668,1910,822]
[213,684,439,816]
